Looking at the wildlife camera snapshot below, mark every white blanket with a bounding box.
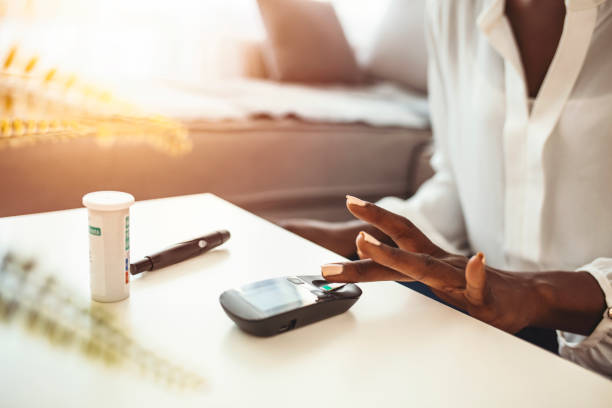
[117,79,430,129]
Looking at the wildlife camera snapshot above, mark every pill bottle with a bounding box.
[82,191,135,302]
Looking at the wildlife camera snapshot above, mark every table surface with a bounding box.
[0,193,610,407]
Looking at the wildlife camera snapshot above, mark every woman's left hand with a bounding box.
[321,196,541,333]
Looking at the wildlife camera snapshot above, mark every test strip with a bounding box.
[320,283,346,291]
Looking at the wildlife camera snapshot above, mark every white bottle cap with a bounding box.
[82,191,135,211]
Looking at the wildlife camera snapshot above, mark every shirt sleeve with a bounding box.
[377,0,468,255]
[557,258,612,377]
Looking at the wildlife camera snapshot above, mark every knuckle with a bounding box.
[394,228,414,243]
[393,217,418,239]
[421,253,436,267]
[399,217,418,233]
[368,206,385,223]
[335,265,355,282]
[354,261,370,278]
[442,255,467,268]
[405,253,435,281]
[353,263,365,278]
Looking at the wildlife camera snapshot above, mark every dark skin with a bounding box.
[506,0,566,97]
[321,196,605,335]
[281,1,607,336]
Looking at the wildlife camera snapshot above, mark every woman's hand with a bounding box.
[321,196,606,335]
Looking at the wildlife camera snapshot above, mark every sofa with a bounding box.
[0,0,433,222]
[0,112,431,222]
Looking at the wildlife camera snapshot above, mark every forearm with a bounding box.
[527,270,606,335]
[278,218,393,258]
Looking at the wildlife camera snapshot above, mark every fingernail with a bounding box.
[361,231,381,246]
[321,264,343,277]
[346,195,367,207]
[476,252,486,265]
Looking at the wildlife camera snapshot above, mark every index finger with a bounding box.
[345,195,445,256]
[321,259,414,283]
[356,231,465,291]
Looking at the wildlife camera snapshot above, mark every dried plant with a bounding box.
[1,45,191,154]
[0,251,205,390]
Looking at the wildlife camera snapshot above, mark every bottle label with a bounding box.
[87,210,129,301]
[125,216,130,250]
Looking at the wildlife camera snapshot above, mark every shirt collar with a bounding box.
[566,0,607,11]
[477,0,504,34]
[478,0,606,32]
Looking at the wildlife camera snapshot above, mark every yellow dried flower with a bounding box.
[1,118,11,137]
[3,46,17,70]
[1,45,191,154]
[44,68,57,83]
[12,118,25,136]
[24,57,38,73]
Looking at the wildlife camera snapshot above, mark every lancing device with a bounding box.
[130,230,230,275]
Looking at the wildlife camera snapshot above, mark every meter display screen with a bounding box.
[238,278,317,315]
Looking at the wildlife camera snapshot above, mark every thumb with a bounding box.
[465,252,487,306]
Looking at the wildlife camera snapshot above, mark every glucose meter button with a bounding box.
[287,277,304,284]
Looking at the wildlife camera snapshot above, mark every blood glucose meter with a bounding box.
[219,275,362,336]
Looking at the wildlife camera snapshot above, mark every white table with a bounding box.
[0,194,610,407]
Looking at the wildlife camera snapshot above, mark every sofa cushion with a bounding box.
[364,0,428,93]
[257,0,362,84]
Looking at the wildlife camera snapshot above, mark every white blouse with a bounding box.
[377,0,612,376]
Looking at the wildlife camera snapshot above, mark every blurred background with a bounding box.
[0,0,390,81]
[0,0,433,223]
